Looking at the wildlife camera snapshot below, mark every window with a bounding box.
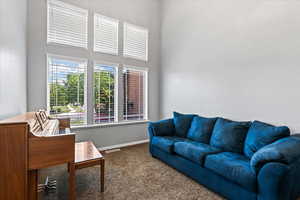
[123,67,148,121]
[94,63,117,124]
[47,56,87,126]
[47,0,88,48]
[46,3,149,127]
[94,14,119,55]
[123,23,148,61]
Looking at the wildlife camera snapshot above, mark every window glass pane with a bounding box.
[123,68,147,121]
[94,14,118,55]
[48,56,87,126]
[94,64,116,124]
[47,0,88,48]
[123,23,148,61]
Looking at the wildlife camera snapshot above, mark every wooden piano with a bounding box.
[0,111,76,200]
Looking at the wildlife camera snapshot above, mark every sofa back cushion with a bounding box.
[173,112,196,138]
[187,116,217,143]
[148,119,175,137]
[210,118,251,153]
[244,120,290,158]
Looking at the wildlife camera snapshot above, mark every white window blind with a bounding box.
[47,0,88,48]
[48,56,87,126]
[123,23,148,61]
[94,14,119,55]
[94,63,117,124]
[123,67,148,121]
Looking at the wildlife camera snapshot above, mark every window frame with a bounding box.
[46,54,88,126]
[46,56,149,128]
[45,1,149,128]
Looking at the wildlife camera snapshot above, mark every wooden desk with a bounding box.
[70,141,105,192]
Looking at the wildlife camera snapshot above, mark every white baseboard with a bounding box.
[98,139,149,151]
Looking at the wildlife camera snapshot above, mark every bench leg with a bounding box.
[69,162,76,200]
[100,159,105,192]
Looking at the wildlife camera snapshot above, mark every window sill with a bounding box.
[71,120,150,130]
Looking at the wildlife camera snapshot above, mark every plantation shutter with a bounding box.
[123,67,147,121]
[47,0,88,48]
[94,14,119,55]
[123,23,148,61]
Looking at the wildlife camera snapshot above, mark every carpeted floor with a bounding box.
[39,143,223,200]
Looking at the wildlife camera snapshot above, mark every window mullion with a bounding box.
[144,70,148,120]
[116,22,124,122]
[117,65,124,122]
[86,60,94,125]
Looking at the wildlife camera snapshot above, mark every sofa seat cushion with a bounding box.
[174,141,222,165]
[204,152,257,192]
[151,136,188,153]
[244,120,290,158]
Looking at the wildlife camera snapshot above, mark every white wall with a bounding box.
[0,0,27,119]
[161,0,300,132]
[27,0,161,147]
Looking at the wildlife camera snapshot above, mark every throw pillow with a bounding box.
[210,118,251,153]
[173,112,196,138]
[187,116,217,143]
[244,120,290,158]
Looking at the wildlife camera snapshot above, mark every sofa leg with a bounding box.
[150,154,157,159]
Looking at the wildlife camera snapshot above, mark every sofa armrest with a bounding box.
[257,157,300,200]
[250,136,300,173]
[257,162,290,200]
[148,119,175,139]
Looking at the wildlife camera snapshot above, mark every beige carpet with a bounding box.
[40,143,223,200]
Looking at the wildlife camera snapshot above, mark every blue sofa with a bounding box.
[148,112,300,200]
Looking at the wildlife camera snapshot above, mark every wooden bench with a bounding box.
[69,141,105,192]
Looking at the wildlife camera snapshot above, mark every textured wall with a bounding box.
[0,0,27,119]
[161,0,300,132]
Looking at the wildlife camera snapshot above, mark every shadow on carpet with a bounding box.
[39,143,223,200]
